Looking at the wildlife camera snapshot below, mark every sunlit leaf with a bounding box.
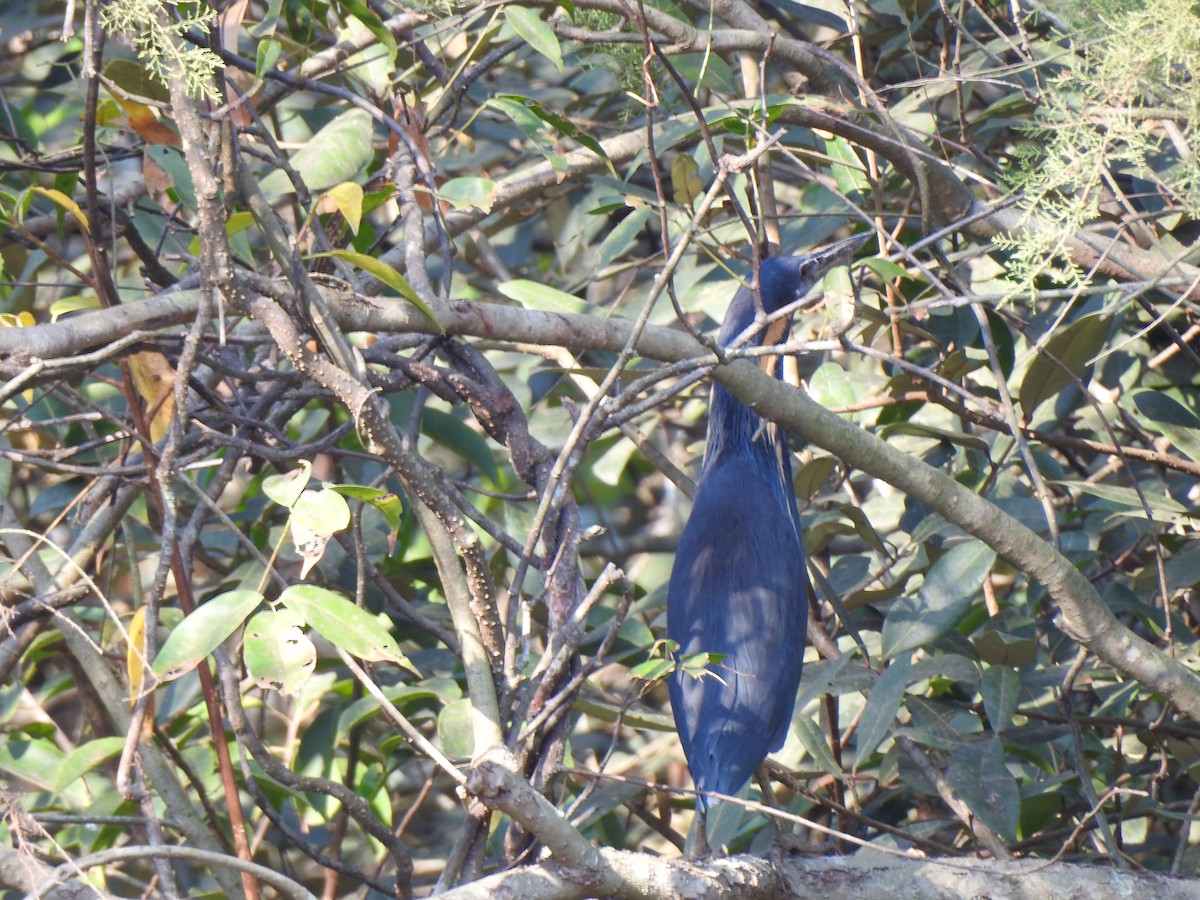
[503,6,563,72]
[278,584,419,673]
[1019,312,1109,415]
[263,461,312,509]
[853,652,911,768]
[153,590,265,680]
[243,608,317,694]
[437,697,476,758]
[258,108,374,200]
[882,541,996,658]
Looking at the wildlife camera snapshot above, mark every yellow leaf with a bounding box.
[322,182,364,234]
[30,186,89,234]
[671,155,703,207]
[128,351,176,442]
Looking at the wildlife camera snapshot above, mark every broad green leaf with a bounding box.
[263,461,312,509]
[853,653,911,768]
[243,608,317,695]
[794,714,842,775]
[1018,313,1109,415]
[882,541,996,658]
[310,250,443,331]
[330,485,405,534]
[258,108,374,200]
[437,697,476,758]
[336,684,443,737]
[255,38,282,79]
[322,182,364,234]
[980,665,1020,732]
[879,421,990,452]
[946,737,1020,841]
[498,278,593,315]
[973,629,1037,667]
[153,590,265,680]
[54,737,126,792]
[0,738,69,795]
[487,96,566,173]
[437,176,495,212]
[292,488,351,536]
[278,584,419,673]
[494,94,614,176]
[1054,480,1191,517]
[629,657,676,682]
[597,205,654,270]
[1132,390,1200,463]
[504,6,563,72]
[823,135,869,198]
[145,145,197,209]
[862,256,910,281]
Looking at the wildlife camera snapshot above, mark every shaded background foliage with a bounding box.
[3,0,1200,896]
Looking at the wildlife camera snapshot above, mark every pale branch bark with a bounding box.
[436,850,1198,900]
[5,287,1200,723]
[336,293,1200,722]
[21,845,316,900]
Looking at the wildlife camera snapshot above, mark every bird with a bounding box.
[667,234,868,851]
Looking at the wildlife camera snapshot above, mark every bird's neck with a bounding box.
[705,382,784,462]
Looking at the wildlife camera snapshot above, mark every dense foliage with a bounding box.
[3,0,1200,897]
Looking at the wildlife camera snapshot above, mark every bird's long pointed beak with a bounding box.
[803,231,872,275]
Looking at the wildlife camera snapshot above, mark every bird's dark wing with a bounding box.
[667,451,809,800]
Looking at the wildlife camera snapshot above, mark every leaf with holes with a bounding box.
[279,584,419,674]
[153,590,265,680]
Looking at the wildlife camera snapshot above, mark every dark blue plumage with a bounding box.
[667,236,867,811]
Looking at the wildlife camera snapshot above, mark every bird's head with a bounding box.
[719,233,870,348]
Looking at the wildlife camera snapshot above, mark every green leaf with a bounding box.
[145,146,197,210]
[258,108,374,200]
[629,657,676,681]
[862,256,910,281]
[794,714,843,775]
[292,488,351,536]
[437,698,476,758]
[497,279,593,315]
[494,94,614,176]
[54,736,127,792]
[980,666,1020,732]
[421,406,501,484]
[330,485,405,533]
[1018,312,1109,415]
[153,590,265,680]
[1053,480,1191,517]
[853,653,911,768]
[1132,390,1200,463]
[504,6,563,72]
[823,135,869,198]
[437,176,495,212]
[243,608,317,695]
[278,584,419,673]
[310,249,443,331]
[336,684,443,737]
[255,38,282,79]
[946,737,1020,841]
[263,461,312,509]
[882,541,995,658]
[597,205,654,270]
